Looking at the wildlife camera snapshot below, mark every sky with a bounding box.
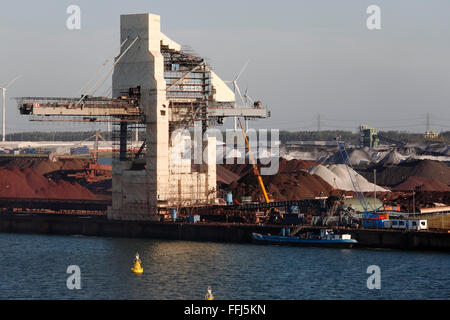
[1,0,450,134]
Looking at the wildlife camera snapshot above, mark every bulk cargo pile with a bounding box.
[308,164,388,192]
[0,167,98,200]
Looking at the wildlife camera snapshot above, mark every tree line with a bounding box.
[5,130,449,144]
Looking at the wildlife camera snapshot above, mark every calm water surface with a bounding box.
[0,233,448,300]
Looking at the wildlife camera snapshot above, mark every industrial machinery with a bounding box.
[424,130,439,140]
[337,140,379,217]
[66,131,112,183]
[359,125,379,148]
[377,134,406,147]
[15,13,270,221]
[237,117,270,204]
[360,124,406,147]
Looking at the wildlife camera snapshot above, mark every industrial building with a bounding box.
[16,13,269,221]
[359,125,379,148]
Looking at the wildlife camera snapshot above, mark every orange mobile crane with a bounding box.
[237,118,270,204]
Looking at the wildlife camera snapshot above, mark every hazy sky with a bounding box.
[1,0,450,134]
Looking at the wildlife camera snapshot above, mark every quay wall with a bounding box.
[0,213,449,251]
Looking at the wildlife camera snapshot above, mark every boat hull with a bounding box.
[251,233,358,248]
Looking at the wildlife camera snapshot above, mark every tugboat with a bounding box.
[252,228,357,248]
[131,253,143,274]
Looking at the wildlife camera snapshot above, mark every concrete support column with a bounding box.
[110,13,169,220]
[120,122,128,161]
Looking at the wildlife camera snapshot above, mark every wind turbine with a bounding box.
[1,75,22,142]
[242,87,254,132]
[225,61,249,130]
[244,86,254,107]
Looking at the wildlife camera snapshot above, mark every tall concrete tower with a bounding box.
[110,13,169,220]
[108,13,222,221]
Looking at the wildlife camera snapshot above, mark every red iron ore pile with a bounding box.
[0,166,98,200]
[222,158,319,178]
[0,157,88,175]
[393,176,450,192]
[221,158,333,201]
[374,159,450,186]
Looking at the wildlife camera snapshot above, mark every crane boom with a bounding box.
[237,118,270,203]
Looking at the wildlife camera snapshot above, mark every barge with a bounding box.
[252,228,358,248]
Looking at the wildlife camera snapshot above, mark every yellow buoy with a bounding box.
[131,253,143,274]
[205,286,214,300]
[131,261,143,274]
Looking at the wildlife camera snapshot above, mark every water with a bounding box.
[0,233,449,300]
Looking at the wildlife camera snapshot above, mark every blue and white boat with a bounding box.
[252,228,358,248]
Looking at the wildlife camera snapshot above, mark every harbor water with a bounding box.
[0,232,449,300]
